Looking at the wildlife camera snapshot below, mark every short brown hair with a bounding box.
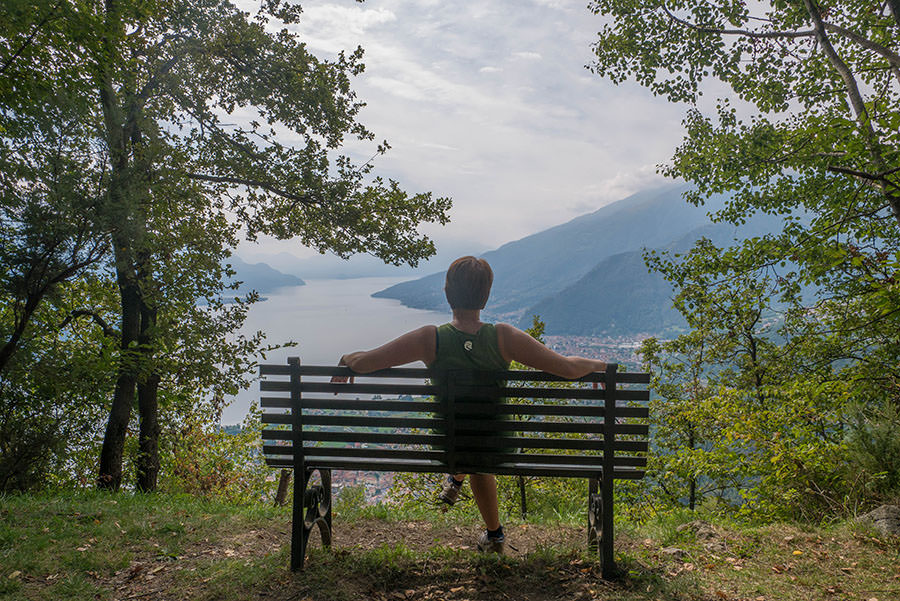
[444,256,493,310]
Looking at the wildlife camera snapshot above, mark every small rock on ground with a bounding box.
[857,505,900,536]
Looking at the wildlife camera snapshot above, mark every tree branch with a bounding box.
[827,164,900,191]
[661,4,815,39]
[184,173,318,205]
[821,22,900,69]
[803,0,900,226]
[62,310,120,339]
[0,0,65,76]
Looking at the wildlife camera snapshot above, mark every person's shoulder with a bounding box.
[415,324,438,337]
[494,322,526,340]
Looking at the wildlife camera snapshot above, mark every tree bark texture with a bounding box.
[136,371,160,492]
[135,300,160,492]
[97,272,141,490]
[274,469,292,506]
[517,475,527,519]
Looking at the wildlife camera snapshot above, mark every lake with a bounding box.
[222,277,447,424]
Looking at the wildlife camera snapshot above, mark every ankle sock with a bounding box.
[448,476,464,487]
[487,525,504,539]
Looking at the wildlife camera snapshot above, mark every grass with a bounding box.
[1,489,899,600]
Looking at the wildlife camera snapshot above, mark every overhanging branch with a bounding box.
[185,173,318,205]
[661,4,815,39]
[61,310,119,339]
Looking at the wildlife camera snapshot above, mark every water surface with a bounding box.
[223,277,447,424]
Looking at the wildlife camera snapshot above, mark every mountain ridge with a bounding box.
[373,185,782,336]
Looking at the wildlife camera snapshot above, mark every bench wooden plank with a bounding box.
[262,399,649,418]
[261,365,651,385]
[263,455,646,479]
[263,445,647,468]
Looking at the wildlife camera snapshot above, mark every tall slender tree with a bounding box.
[2,0,451,491]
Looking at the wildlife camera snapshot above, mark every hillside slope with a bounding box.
[374,184,727,317]
[525,217,781,336]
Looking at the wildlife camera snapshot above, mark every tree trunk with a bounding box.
[274,469,292,506]
[136,370,160,492]
[517,475,527,519]
[97,272,141,490]
[0,293,42,373]
[688,428,696,510]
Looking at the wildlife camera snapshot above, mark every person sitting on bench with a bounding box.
[332,256,607,553]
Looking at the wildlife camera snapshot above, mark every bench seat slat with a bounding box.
[262,414,443,429]
[263,444,648,468]
[261,414,648,437]
[263,365,650,385]
[262,379,647,403]
[451,436,648,453]
[263,445,446,461]
[262,399,649,419]
[263,381,438,395]
[261,429,648,453]
[263,456,645,479]
[273,399,441,412]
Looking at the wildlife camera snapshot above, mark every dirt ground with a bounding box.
[104,519,599,601]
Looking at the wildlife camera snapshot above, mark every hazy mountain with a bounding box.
[237,239,491,280]
[373,184,785,336]
[521,221,773,336]
[228,256,304,293]
[374,185,722,315]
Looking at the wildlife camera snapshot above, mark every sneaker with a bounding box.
[439,476,463,506]
[476,530,505,554]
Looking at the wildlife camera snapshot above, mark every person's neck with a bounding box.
[451,309,483,334]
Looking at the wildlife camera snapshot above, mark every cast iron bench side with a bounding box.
[259,359,650,578]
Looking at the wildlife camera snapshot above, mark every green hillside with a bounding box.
[523,217,783,336]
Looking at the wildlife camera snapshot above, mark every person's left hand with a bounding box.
[330,357,354,391]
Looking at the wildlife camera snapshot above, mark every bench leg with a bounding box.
[587,477,617,578]
[291,467,333,571]
[587,477,602,552]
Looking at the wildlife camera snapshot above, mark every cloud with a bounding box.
[237,0,692,256]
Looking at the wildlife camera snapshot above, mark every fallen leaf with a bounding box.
[792,550,803,556]
[715,591,728,600]
[8,571,21,580]
[450,586,464,593]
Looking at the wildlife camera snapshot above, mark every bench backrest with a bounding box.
[260,360,650,480]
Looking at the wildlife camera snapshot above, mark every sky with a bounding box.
[237,0,692,270]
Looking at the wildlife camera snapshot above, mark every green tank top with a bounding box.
[431,323,509,372]
[430,323,512,466]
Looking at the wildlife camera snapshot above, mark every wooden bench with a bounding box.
[259,358,650,578]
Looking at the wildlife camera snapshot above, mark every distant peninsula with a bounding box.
[228,256,305,294]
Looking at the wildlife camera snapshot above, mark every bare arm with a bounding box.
[334,325,437,378]
[496,323,606,379]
